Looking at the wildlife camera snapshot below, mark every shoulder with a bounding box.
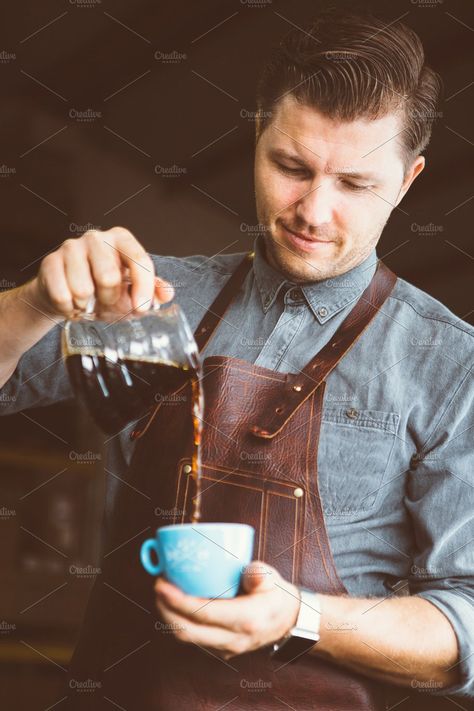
[390,276,474,338]
[149,250,247,282]
[388,276,473,373]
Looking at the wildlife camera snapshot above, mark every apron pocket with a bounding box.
[173,462,306,584]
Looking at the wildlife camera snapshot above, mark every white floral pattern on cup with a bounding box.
[164,539,211,573]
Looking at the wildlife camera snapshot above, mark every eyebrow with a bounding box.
[268,148,382,181]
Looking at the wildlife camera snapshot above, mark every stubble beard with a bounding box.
[260,219,385,284]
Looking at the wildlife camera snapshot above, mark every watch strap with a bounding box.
[270,588,321,662]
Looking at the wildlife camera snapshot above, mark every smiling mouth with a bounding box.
[282,223,333,242]
[280,223,335,250]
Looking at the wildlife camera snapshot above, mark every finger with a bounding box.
[61,239,96,311]
[39,251,75,316]
[155,598,246,654]
[154,577,263,633]
[83,231,123,307]
[110,228,157,311]
[154,275,175,304]
[241,560,277,593]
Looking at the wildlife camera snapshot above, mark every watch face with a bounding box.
[270,633,319,662]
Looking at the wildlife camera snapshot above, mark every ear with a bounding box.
[395,155,425,206]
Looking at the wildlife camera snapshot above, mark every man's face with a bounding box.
[254,95,424,282]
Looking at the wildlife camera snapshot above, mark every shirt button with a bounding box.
[289,288,302,301]
[317,306,328,318]
[345,408,359,419]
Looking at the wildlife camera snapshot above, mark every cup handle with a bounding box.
[140,539,162,576]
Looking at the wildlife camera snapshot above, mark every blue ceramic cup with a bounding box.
[140,522,255,598]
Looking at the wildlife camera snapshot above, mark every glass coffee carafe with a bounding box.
[62,276,202,436]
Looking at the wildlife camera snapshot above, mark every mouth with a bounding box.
[280,223,334,254]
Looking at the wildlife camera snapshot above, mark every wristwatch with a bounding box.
[270,588,321,662]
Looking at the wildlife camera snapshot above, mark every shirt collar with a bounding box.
[252,234,378,324]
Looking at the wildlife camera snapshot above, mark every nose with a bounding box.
[295,182,333,228]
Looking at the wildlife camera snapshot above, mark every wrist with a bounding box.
[270,588,321,662]
[287,585,302,632]
[21,277,59,321]
[0,279,60,367]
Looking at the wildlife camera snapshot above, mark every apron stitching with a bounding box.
[307,384,344,594]
[292,497,299,584]
[259,488,266,560]
[201,463,300,487]
[182,469,190,525]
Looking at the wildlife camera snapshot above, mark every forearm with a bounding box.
[311,593,461,689]
[0,279,60,386]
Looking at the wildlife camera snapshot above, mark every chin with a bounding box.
[266,238,337,282]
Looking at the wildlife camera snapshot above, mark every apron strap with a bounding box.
[250,260,397,438]
[194,251,254,351]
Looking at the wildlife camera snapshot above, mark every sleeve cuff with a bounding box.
[413,589,474,698]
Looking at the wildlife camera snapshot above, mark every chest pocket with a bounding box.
[317,407,400,515]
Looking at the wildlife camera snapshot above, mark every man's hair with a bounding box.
[255,8,443,177]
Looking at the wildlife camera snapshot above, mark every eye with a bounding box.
[342,181,371,192]
[276,162,308,178]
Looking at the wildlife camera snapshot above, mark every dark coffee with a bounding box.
[66,353,193,432]
[66,352,204,523]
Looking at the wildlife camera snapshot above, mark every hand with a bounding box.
[30,226,174,318]
[154,560,301,660]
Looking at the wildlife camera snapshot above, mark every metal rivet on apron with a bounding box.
[293,487,304,498]
[293,385,302,392]
[275,406,284,414]
[345,408,359,419]
[183,464,192,474]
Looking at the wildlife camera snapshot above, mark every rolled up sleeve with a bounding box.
[405,365,474,698]
[0,323,72,414]
[413,587,474,696]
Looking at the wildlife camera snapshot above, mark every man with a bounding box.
[1,8,473,710]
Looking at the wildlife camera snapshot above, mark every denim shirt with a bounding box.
[1,234,473,698]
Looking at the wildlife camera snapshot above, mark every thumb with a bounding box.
[241,560,279,594]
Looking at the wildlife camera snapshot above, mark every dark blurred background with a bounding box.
[0,0,472,708]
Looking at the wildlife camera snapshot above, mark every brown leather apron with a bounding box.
[67,252,455,711]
